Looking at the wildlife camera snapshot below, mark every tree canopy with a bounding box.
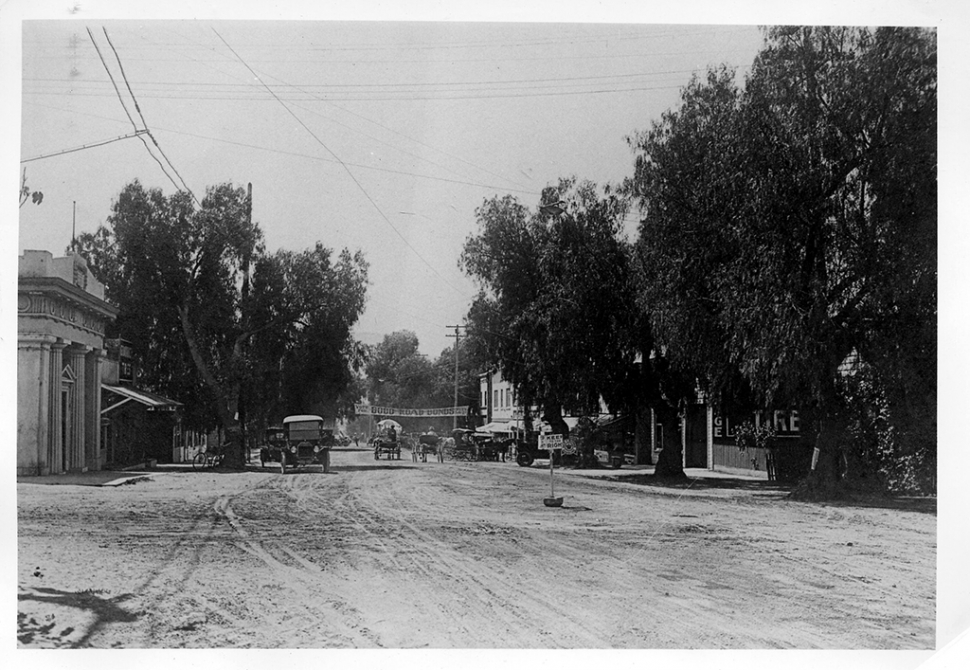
[461,178,650,433]
[628,27,936,492]
[76,180,369,465]
[362,330,482,432]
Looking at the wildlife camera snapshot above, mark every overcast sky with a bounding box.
[12,14,771,357]
[8,3,953,360]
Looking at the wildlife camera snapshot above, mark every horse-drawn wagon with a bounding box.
[413,431,443,463]
[373,419,403,460]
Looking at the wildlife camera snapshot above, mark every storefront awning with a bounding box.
[102,384,181,414]
[480,421,514,433]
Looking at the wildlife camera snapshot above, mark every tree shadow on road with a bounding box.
[611,473,791,494]
[331,464,422,473]
[611,473,936,513]
[18,586,139,648]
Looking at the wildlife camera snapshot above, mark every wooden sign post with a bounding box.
[540,433,564,507]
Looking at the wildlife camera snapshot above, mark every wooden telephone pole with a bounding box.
[445,324,467,429]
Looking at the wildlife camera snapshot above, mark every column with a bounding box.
[650,407,656,457]
[48,341,67,474]
[706,404,714,471]
[84,348,103,471]
[681,410,687,470]
[69,345,90,472]
[17,337,52,476]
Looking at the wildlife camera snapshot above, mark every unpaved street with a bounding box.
[17,446,935,649]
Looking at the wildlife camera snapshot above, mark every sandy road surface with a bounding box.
[17,446,935,648]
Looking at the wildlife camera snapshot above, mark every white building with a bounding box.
[18,251,118,475]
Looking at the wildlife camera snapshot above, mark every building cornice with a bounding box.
[18,277,118,339]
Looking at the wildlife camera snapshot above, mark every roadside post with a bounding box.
[541,433,564,507]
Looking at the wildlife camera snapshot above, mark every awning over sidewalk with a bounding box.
[481,417,584,433]
[102,384,181,414]
[480,421,514,433]
[595,414,633,430]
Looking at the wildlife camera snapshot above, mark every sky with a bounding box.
[11,12,772,357]
[6,1,970,664]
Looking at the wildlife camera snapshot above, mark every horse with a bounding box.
[417,433,440,463]
[439,437,454,462]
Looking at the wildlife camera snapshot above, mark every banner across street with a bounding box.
[354,404,469,418]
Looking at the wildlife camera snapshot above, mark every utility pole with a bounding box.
[72,201,76,251]
[446,324,467,429]
[238,183,253,466]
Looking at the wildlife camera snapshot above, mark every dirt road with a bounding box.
[17,446,935,648]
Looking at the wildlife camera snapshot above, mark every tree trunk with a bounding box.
[541,404,569,436]
[653,403,686,478]
[793,402,853,499]
[178,304,244,468]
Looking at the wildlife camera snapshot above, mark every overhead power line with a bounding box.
[24,66,704,91]
[85,26,199,205]
[85,27,139,131]
[101,27,199,206]
[26,25,753,55]
[23,99,545,197]
[20,129,148,163]
[86,26,180,193]
[132,25,531,196]
[24,81,686,103]
[212,28,470,301]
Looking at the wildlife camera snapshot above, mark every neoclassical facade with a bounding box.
[18,250,118,476]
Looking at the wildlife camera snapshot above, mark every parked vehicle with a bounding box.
[260,415,333,473]
[192,443,226,470]
[512,431,547,467]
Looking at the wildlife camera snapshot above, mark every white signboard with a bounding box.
[539,434,564,450]
[354,404,468,417]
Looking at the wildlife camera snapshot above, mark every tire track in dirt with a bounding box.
[411,461,853,648]
[260,464,550,646]
[212,488,384,647]
[64,474,268,646]
[343,463,614,647]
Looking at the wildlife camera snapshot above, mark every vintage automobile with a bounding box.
[260,415,333,474]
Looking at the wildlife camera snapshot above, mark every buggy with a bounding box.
[413,432,442,462]
[373,436,401,460]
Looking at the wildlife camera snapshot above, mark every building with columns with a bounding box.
[17,250,118,476]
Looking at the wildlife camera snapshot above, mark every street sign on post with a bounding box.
[539,433,563,450]
[540,433,564,507]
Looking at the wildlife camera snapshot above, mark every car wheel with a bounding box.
[516,451,535,467]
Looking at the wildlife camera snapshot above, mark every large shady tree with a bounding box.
[461,178,653,439]
[76,180,369,467]
[628,27,936,493]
